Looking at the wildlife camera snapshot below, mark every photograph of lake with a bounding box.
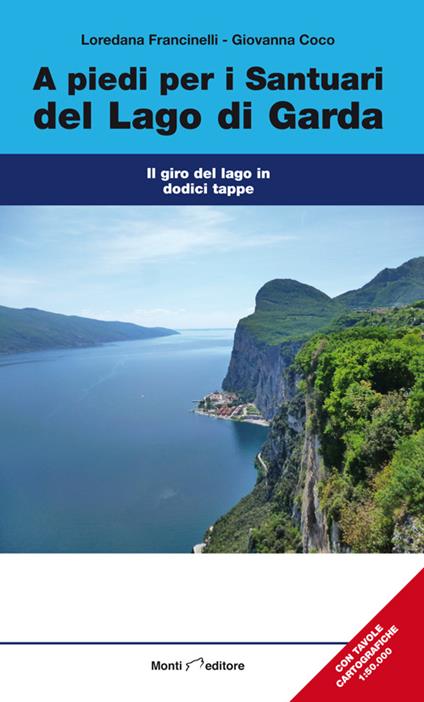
[1,205,422,554]
[0,330,266,552]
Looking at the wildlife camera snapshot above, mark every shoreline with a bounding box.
[194,408,270,427]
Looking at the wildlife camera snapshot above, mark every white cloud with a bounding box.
[5,206,297,273]
[94,208,296,271]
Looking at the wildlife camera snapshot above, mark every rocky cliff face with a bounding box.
[222,278,344,420]
[205,379,336,554]
[259,392,305,504]
[222,323,302,420]
[253,392,331,553]
[299,404,330,553]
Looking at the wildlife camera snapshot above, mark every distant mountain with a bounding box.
[0,306,178,354]
[336,257,424,309]
[240,279,345,345]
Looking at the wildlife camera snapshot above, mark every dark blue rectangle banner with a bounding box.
[0,155,422,205]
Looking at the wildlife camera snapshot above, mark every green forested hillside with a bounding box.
[206,302,424,553]
[296,303,424,552]
[0,305,177,354]
[209,258,424,553]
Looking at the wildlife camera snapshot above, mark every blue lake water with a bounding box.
[0,330,267,552]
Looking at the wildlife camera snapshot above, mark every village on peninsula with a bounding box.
[194,391,270,427]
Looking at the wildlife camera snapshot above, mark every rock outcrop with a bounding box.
[299,406,330,553]
[222,278,342,419]
[222,324,302,419]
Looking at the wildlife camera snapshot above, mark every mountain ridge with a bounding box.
[0,305,178,354]
[335,256,424,309]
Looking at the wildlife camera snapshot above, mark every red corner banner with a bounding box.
[292,568,424,701]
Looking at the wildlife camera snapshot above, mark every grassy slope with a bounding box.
[239,279,346,345]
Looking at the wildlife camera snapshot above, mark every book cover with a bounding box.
[0,1,422,699]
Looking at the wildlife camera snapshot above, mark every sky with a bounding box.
[0,205,422,329]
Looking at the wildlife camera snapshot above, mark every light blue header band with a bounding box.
[1,1,422,154]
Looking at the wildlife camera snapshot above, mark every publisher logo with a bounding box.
[151,657,245,672]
